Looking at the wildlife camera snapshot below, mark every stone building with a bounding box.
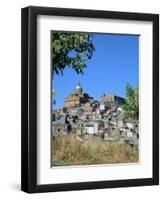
[64,83,93,109]
[100,94,125,106]
[52,116,72,137]
[84,120,104,135]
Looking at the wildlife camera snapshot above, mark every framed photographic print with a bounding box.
[21,6,159,193]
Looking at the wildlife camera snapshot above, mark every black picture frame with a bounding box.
[21,6,159,193]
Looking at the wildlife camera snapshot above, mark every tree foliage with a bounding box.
[123,83,139,120]
[51,32,95,75]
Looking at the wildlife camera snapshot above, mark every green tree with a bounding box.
[123,83,139,120]
[51,32,95,75]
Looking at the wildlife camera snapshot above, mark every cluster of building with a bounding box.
[52,83,139,150]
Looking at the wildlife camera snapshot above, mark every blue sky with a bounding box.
[52,33,139,109]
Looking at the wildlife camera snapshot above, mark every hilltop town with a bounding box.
[52,83,139,150]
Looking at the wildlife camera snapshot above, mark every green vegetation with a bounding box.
[123,83,139,120]
[52,135,139,166]
[51,32,95,75]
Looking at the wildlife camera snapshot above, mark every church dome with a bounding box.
[75,83,83,93]
[76,83,81,90]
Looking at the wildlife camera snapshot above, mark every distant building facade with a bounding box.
[100,94,125,105]
[64,83,93,109]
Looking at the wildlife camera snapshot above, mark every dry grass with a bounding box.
[52,135,139,166]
